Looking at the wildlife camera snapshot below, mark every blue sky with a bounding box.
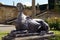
[0,0,48,6]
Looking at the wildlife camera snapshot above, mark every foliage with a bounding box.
[24,6,32,10]
[55,6,60,12]
[0,2,3,5]
[45,17,60,30]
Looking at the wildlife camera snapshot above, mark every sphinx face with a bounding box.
[17,3,24,12]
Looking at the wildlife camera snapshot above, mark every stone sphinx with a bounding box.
[15,3,49,33]
[15,3,41,33]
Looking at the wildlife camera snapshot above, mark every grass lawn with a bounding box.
[0,30,60,40]
[0,32,9,40]
[50,30,60,40]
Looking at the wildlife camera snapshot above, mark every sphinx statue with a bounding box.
[15,3,41,33]
[15,3,49,33]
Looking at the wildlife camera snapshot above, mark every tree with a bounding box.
[32,0,36,18]
[37,3,40,10]
[0,2,3,5]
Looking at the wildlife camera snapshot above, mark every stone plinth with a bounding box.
[14,33,55,40]
[2,31,55,40]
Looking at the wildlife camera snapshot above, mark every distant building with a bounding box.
[38,4,47,11]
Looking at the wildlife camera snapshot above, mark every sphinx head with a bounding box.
[17,3,24,12]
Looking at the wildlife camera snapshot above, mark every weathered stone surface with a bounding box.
[14,33,55,40]
[2,30,55,40]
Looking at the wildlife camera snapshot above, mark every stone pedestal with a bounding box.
[2,31,55,40]
[14,33,55,40]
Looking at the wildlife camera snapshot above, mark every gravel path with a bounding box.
[0,24,16,32]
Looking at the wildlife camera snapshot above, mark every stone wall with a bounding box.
[0,5,18,23]
[0,4,60,23]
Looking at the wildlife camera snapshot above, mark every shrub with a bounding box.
[45,17,60,30]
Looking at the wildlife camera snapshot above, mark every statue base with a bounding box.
[2,30,55,40]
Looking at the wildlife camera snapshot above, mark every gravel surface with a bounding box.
[0,24,16,32]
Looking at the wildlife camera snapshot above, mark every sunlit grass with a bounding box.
[50,30,60,40]
[0,32,9,40]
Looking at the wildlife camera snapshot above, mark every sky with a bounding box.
[0,0,48,6]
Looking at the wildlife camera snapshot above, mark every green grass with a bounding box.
[0,30,60,40]
[0,32,9,40]
[49,30,60,40]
